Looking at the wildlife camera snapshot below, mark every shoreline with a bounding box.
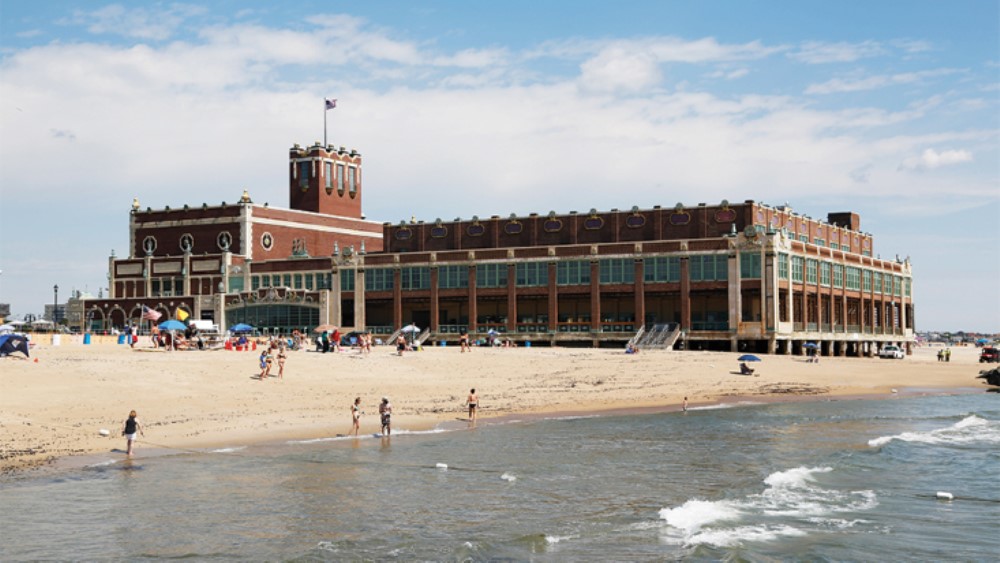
[1,343,990,478]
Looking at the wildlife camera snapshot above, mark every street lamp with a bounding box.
[53,284,59,326]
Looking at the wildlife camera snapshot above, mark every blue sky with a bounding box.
[1,1,997,332]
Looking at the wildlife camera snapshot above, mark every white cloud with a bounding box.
[898,148,973,171]
[790,40,885,64]
[805,68,963,94]
[65,3,207,41]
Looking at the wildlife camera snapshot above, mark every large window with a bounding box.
[791,256,804,283]
[893,276,902,296]
[340,269,355,291]
[298,161,309,188]
[777,254,789,280]
[873,272,882,294]
[599,259,634,285]
[476,264,507,288]
[365,268,394,291]
[820,262,831,286]
[516,262,548,287]
[645,256,681,283]
[862,270,871,292]
[846,267,860,290]
[324,162,332,190]
[557,261,591,286]
[689,254,728,282]
[806,259,818,284]
[401,267,430,290]
[834,264,843,288]
[740,253,761,279]
[305,273,313,290]
[348,167,357,196]
[336,163,345,195]
[438,265,468,289]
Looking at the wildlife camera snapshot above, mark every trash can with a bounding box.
[525,341,531,348]
[118,333,126,345]
[440,340,446,347]
[52,334,62,346]
[83,333,91,345]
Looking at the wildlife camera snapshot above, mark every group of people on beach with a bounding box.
[936,348,952,362]
[258,339,287,380]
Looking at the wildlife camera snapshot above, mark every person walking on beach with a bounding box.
[467,388,479,421]
[379,396,393,436]
[396,333,407,356]
[459,329,471,353]
[277,342,287,379]
[121,410,144,457]
[351,396,363,436]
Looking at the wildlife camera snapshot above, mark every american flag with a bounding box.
[325,98,337,110]
[141,305,162,321]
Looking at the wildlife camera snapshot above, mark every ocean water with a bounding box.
[2,392,998,561]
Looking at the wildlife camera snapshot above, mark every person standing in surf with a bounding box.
[121,410,144,457]
[467,389,479,421]
[379,397,392,436]
[351,396,363,436]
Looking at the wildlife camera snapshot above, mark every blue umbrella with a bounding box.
[804,342,819,349]
[158,320,187,331]
[737,354,762,362]
[230,323,253,333]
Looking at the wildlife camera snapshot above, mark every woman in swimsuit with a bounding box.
[277,343,287,379]
[467,388,478,421]
[379,397,392,436]
[351,396,362,436]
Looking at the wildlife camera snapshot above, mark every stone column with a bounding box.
[468,264,478,333]
[354,268,366,330]
[547,262,558,333]
[727,251,740,352]
[506,263,517,333]
[429,267,440,333]
[633,259,645,331]
[590,260,601,332]
[679,257,691,331]
[393,269,402,329]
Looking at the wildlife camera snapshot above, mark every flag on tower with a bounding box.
[325,98,337,110]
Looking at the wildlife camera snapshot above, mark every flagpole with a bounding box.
[323,99,328,146]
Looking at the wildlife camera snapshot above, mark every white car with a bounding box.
[879,345,905,359]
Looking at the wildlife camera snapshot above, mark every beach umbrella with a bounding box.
[487,328,499,336]
[158,319,187,331]
[230,323,253,333]
[401,324,420,333]
[313,324,338,333]
[804,342,818,349]
[0,323,16,333]
[737,354,762,362]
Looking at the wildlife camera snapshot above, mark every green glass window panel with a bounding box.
[251,276,260,290]
[298,162,309,188]
[365,269,394,291]
[475,264,508,288]
[324,162,332,189]
[401,267,430,290]
[806,259,818,284]
[557,261,591,286]
[228,276,244,293]
[643,256,680,283]
[305,274,313,290]
[515,262,547,287]
[438,265,469,289]
[599,259,634,285]
[777,254,789,280]
[820,262,831,286]
[340,269,355,291]
[740,253,761,279]
[791,257,804,282]
[834,265,844,288]
[862,270,871,292]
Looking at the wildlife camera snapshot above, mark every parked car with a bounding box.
[879,345,905,359]
[980,346,1000,363]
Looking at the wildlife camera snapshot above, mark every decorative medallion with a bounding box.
[625,209,646,228]
[395,226,412,240]
[715,203,737,223]
[504,220,523,235]
[217,231,233,251]
[583,209,604,230]
[142,236,157,255]
[431,219,448,238]
[670,203,690,226]
[261,232,274,251]
[179,233,194,253]
[467,217,485,236]
[543,218,563,232]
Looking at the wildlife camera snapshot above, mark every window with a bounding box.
[834,264,844,288]
[476,264,507,288]
[873,272,882,294]
[862,270,871,292]
[846,267,860,290]
[315,273,332,290]
[340,269,355,291]
[644,256,680,283]
[298,161,309,188]
[283,274,292,288]
[820,262,831,286]
[516,262,548,287]
[777,254,789,280]
[438,265,468,289]
[799,235,809,243]
[599,259,634,284]
[557,261,591,286]
[401,267,430,290]
[690,255,728,282]
[740,253,761,279]
[252,276,261,290]
[905,279,911,297]
[365,268,394,291]
[348,167,357,197]
[814,238,825,247]
[336,164,345,196]
[305,273,313,290]
[806,259,818,284]
[294,274,303,289]
[830,243,839,250]
[791,256,804,282]
[324,162,332,190]
[893,276,902,297]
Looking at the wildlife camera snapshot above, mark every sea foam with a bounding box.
[867,415,1000,448]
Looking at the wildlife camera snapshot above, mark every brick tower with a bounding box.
[288,142,363,218]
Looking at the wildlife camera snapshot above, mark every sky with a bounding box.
[0,1,997,332]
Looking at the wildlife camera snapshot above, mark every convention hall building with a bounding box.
[82,140,915,355]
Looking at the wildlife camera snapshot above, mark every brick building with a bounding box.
[83,140,915,355]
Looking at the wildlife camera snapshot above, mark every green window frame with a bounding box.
[438,265,469,289]
[516,262,548,287]
[305,273,313,290]
[644,256,681,283]
[401,267,430,290]
[599,258,634,285]
[806,259,818,284]
[475,264,508,288]
[340,269,355,291]
[777,254,789,280]
[365,268,394,291]
[834,264,844,288]
[846,267,860,290]
[862,270,871,292]
[740,253,761,279]
[251,276,261,290]
[557,261,591,286]
[689,255,728,282]
[873,272,882,294]
[820,262,831,286]
[324,162,332,190]
[791,256,804,283]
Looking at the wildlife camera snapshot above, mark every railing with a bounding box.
[627,326,646,348]
[516,323,550,333]
[690,322,729,331]
[477,324,507,334]
[556,322,590,333]
[365,325,395,335]
[437,324,468,334]
[599,322,635,333]
[807,323,818,331]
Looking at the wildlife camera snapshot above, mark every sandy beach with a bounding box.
[0,337,988,475]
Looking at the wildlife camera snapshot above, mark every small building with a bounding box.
[84,140,915,356]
